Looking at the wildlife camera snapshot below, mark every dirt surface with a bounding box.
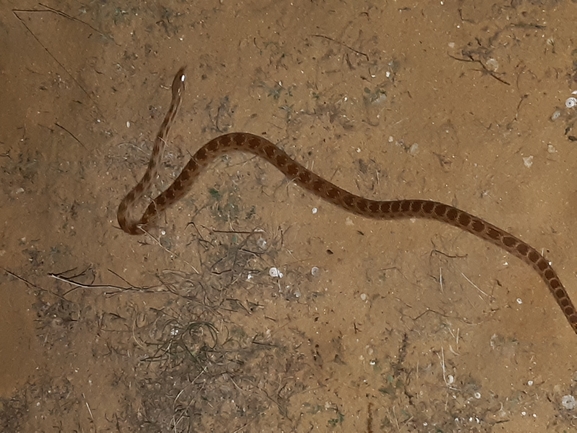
[2,1,577,432]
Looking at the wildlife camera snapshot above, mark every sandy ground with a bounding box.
[1,1,577,432]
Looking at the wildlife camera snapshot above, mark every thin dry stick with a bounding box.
[4,268,66,300]
[13,8,91,99]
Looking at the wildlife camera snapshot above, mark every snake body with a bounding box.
[117,67,577,335]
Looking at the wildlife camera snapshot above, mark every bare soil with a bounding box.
[1,1,577,432]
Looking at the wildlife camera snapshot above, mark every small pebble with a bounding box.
[486,58,499,72]
[562,395,576,410]
[522,156,533,168]
[551,110,561,121]
[269,267,283,278]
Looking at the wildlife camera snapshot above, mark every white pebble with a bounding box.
[486,58,499,72]
[562,395,576,410]
[522,156,533,168]
[551,110,561,121]
[269,267,283,278]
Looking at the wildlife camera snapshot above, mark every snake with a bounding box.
[117,66,577,335]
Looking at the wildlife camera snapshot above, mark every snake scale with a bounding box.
[117,67,577,335]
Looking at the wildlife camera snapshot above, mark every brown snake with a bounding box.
[118,67,577,335]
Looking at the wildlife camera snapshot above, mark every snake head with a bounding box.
[172,66,186,96]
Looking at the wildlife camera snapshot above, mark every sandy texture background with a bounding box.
[1,1,577,431]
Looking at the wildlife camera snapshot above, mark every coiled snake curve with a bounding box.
[117,66,577,335]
